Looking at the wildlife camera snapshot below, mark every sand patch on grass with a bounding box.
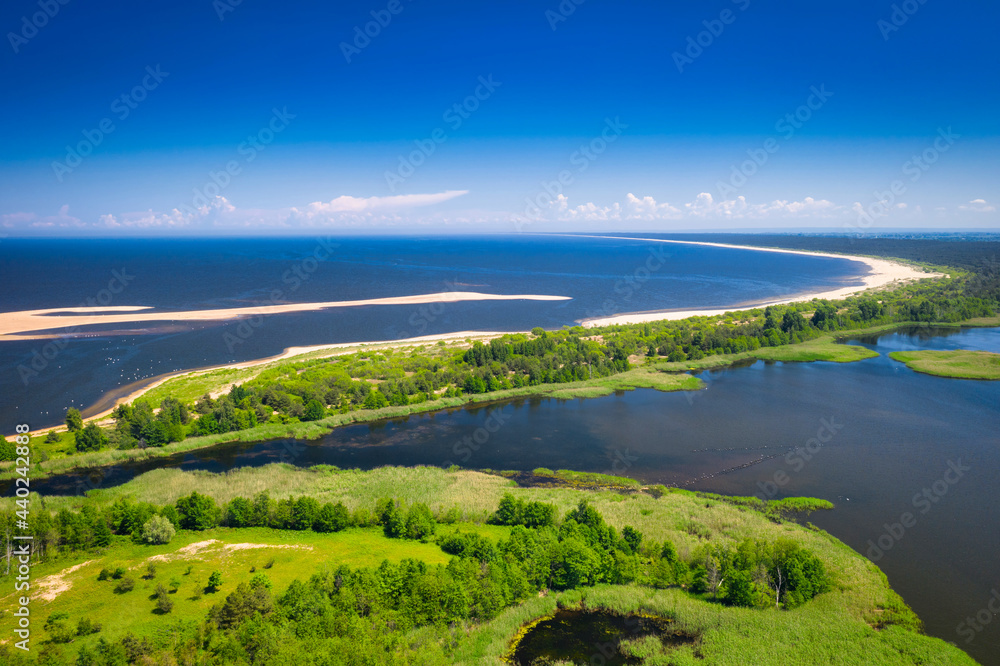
[35,560,93,602]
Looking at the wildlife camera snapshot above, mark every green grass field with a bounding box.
[888,349,1000,379]
[0,466,978,664]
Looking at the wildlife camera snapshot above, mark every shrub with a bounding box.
[115,576,136,593]
[43,612,74,643]
[207,571,223,592]
[76,617,101,636]
[156,595,174,614]
[141,515,176,545]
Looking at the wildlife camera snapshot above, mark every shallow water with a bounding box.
[510,608,691,665]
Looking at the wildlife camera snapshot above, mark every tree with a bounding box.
[65,408,83,432]
[363,390,389,410]
[44,430,61,444]
[405,503,436,540]
[313,502,350,532]
[207,570,223,592]
[91,514,112,548]
[621,526,643,554]
[780,311,807,334]
[140,515,176,545]
[75,423,108,452]
[176,492,219,530]
[303,399,325,421]
[225,497,253,527]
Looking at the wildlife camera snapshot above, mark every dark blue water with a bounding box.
[15,325,1000,663]
[0,235,865,428]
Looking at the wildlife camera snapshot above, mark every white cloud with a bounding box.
[297,190,468,215]
[4,191,470,231]
[1,205,82,228]
[958,198,996,213]
[541,193,841,223]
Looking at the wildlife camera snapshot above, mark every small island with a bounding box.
[889,349,1000,380]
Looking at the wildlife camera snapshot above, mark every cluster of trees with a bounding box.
[108,398,189,449]
[654,537,829,609]
[612,274,997,363]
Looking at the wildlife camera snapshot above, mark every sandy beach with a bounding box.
[574,236,942,327]
[0,292,570,341]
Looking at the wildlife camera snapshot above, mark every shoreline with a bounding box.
[14,239,942,435]
[38,329,520,435]
[569,235,942,327]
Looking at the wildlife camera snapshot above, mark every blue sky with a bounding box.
[1,0,997,234]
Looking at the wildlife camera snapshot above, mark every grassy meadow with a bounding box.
[889,349,1000,379]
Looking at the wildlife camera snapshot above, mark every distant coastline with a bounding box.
[572,235,942,326]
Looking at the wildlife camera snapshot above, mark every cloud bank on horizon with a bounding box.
[3,191,995,234]
[1,0,997,235]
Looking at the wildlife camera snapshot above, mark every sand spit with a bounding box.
[0,291,571,340]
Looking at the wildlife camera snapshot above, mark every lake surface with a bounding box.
[15,325,1000,663]
[0,235,866,428]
